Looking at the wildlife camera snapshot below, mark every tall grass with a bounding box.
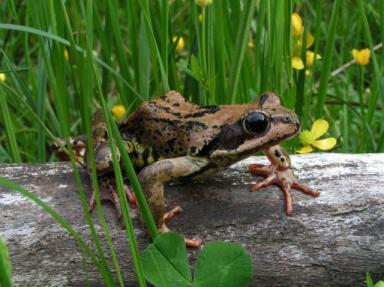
[1,0,384,285]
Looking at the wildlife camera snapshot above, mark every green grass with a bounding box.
[1,0,384,285]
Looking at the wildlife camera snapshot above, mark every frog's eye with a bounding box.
[242,112,270,135]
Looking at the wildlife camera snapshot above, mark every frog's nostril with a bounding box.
[282,116,290,123]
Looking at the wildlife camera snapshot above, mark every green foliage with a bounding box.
[0,240,12,287]
[142,233,253,287]
[367,273,384,287]
[1,0,384,157]
[0,1,384,286]
[142,233,192,287]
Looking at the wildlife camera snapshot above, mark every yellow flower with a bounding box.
[290,12,321,70]
[196,0,213,7]
[297,119,337,153]
[112,104,126,120]
[198,13,203,22]
[172,36,185,53]
[291,13,303,36]
[64,49,69,61]
[0,73,6,82]
[306,51,321,67]
[352,48,370,66]
[292,56,305,70]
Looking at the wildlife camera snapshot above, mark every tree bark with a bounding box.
[0,153,383,286]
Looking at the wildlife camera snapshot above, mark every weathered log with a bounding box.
[0,153,384,286]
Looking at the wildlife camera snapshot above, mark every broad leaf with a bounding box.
[142,232,192,287]
[193,242,252,287]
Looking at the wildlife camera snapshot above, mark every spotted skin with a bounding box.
[61,90,319,247]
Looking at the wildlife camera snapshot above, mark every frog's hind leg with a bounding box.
[138,156,208,248]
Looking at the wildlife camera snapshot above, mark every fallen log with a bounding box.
[0,153,384,286]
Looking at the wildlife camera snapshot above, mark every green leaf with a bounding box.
[375,281,384,287]
[0,240,13,287]
[190,55,205,83]
[367,273,374,287]
[193,242,253,287]
[142,232,192,287]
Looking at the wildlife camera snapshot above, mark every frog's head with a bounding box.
[208,92,300,160]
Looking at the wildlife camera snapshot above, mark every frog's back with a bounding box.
[120,91,235,159]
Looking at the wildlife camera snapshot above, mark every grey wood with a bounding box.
[1,153,384,286]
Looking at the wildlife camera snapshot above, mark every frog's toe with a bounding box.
[292,181,320,197]
[250,174,276,192]
[124,185,137,209]
[158,221,202,248]
[248,164,273,177]
[184,238,203,248]
[163,206,183,222]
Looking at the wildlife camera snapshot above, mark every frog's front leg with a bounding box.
[249,145,319,215]
[138,156,209,247]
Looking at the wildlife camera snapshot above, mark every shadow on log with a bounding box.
[1,153,384,286]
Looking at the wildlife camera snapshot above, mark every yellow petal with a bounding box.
[352,48,370,66]
[306,51,321,66]
[196,0,213,7]
[64,49,69,61]
[299,130,314,145]
[306,51,315,66]
[310,119,329,140]
[311,137,337,150]
[0,73,6,82]
[173,36,185,53]
[306,32,314,48]
[292,56,305,70]
[352,49,359,60]
[297,145,313,154]
[305,51,321,67]
[291,13,303,36]
[358,48,370,65]
[112,104,126,120]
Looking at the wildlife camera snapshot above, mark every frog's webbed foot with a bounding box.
[88,178,137,220]
[248,163,320,215]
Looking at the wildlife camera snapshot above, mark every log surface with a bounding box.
[1,153,384,286]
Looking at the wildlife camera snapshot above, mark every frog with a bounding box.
[87,90,319,247]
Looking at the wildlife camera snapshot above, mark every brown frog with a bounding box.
[90,90,319,247]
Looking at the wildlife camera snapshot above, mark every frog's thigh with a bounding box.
[138,156,208,226]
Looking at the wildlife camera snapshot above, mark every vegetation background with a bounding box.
[0,0,383,163]
[0,0,383,286]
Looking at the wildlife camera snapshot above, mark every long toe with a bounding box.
[250,175,276,192]
[184,238,203,248]
[292,181,320,197]
[163,206,183,222]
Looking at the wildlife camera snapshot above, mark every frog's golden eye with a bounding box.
[242,112,270,135]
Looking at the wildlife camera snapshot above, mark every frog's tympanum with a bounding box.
[87,91,319,247]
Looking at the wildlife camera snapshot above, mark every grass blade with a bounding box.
[314,0,341,117]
